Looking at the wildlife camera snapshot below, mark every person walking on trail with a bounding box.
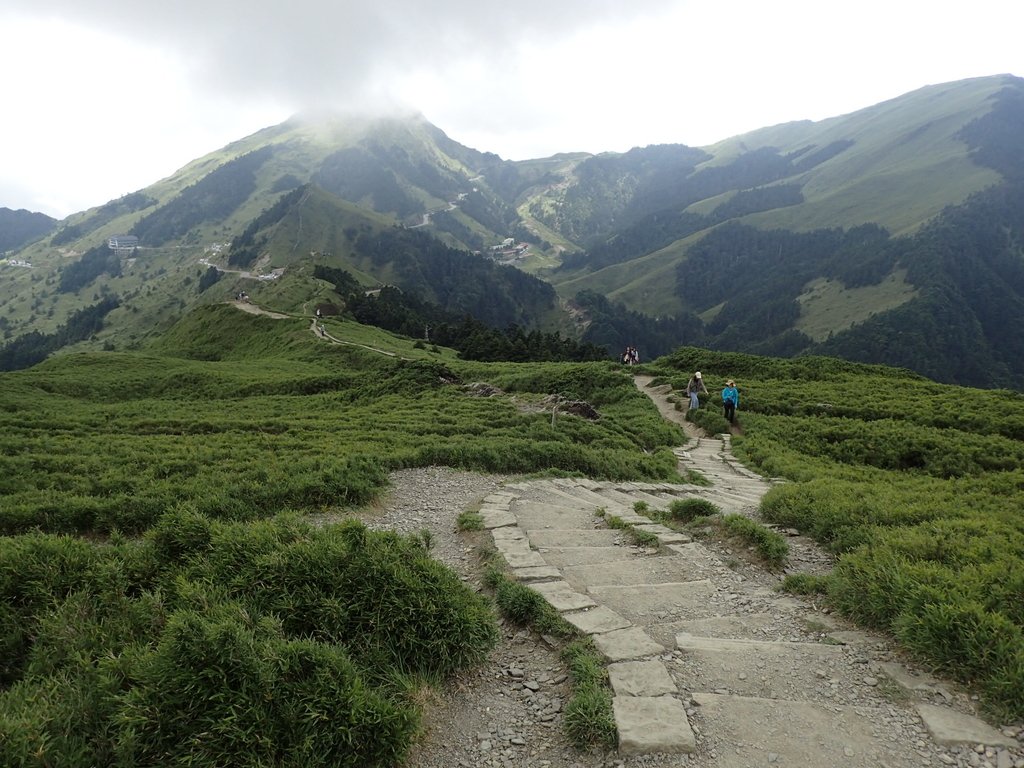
[685,371,708,410]
[722,379,739,423]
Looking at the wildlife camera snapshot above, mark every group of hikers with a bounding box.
[685,370,740,424]
[620,346,640,366]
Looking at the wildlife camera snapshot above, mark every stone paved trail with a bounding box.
[476,376,1022,767]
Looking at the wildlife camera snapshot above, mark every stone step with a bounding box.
[689,692,923,767]
[670,612,796,641]
[632,524,691,545]
[586,581,719,625]
[608,659,677,697]
[562,605,632,635]
[592,626,665,661]
[613,695,695,755]
[674,632,846,700]
[618,489,685,510]
[538,546,642,567]
[512,502,600,531]
[528,580,596,612]
[587,487,645,508]
[530,484,610,510]
[560,553,721,590]
[528,487,630,518]
[525,529,624,547]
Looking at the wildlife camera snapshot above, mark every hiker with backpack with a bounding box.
[722,379,739,423]
[685,371,708,410]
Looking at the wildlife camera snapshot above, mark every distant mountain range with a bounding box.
[3,74,1023,388]
[0,208,57,253]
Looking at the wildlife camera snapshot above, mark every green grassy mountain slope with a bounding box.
[3,75,1024,388]
[0,207,57,253]
[550,76,1024,387]
[549,76,1015,302]
[2,311,1023,764]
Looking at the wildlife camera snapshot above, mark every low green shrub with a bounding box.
[668,498,720,522]
[687,406,731,436]
[114,609,419,768]
[561,639,616,750]
[564,687,617,751]
[720,514,789,567]
[495,578,546,625]
[780,573,832,596]
[0,517,500,765]
[491,572,574,638]
[457,511,484,530]
[632,529,660,547]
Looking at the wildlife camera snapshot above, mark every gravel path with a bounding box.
[348,467,650,768]
[333,452,1024,768]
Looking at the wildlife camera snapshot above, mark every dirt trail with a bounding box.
[472,376,1022,766]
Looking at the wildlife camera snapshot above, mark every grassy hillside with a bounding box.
[4,76,1023,392]
[3,307,1024,764]
[550,76,1014,317]
[649,347,1024,719]
[0,304,685,765]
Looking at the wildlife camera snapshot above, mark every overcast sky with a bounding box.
[2,0,1021,219]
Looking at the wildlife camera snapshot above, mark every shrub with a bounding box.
[720,514,789,567]
[780,573,831,596]
[457,511,484,531]
[561,639,616,750]
[495,578,546,624]
[632,528,660,547]
[114,610,419,768]
[668,498,719,522]
[149,507,212,566]
[687,406,731,436]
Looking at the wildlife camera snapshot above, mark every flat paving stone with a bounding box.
[561,554,716,589]
[690,692,921,767]
[915,703,1018,747]
[613,695,695,755]
[878,661,947,694]
[493,537,532,556]
[529,580,597,612]
[671,612,788,641]
[561,605,631,635]
[526,529,623,547]
[591,626,664,661]
[539,546,638,567]
[483,493,516,505]
[512,565,562,582]
[499,549,548,568]
[588,581,717,624]
[480,510,516,529]
[675,632,844,699]
[608,660,677,697]
[514,508,598,531]
[490,526,526,541]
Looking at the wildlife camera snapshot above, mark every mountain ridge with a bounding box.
[2,74,1023,388]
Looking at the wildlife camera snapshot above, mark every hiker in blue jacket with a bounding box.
[722,379,739,423]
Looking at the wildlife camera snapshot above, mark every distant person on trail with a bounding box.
[315,308,322,318]
[685,371,708,410]
[722,379,739,423]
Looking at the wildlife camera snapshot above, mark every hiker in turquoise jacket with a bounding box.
[722,379,739,423]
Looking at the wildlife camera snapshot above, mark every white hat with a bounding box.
[695,371,702,378]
